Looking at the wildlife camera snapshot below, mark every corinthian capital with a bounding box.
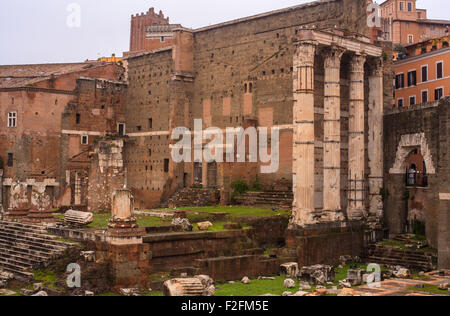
[323,45,345,69]
[294,41,317,67]
[350,54,367,72]
[368,57,384,77]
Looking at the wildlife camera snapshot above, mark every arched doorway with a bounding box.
[405,148,428,187]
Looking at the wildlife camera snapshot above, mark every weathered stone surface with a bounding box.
[282,291,293,297]
[172,218,193,231]
[163,278,205,297]
[284,279,296,289]
[197,221,213,231]
[20,289,34,296]
[85,291,95,297]
[120,288,140,297]
[81,251,96,262]
[393,268,411,279]
[438,283,449,290]
[280,262,299,278]
[33,283,43,292]
[338,288,357,297]
[298,265,335,285]
[0,289,16,296]
[32,291,48,297]
[339,280,352,288]
[64,210,94,227]
[292,291,310,297]
[347,269,363,286]
[241,277,250,284]
[312,288,328,296]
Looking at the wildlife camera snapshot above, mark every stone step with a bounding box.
[0,246,51,262]
[0,258,34,280]
[0,251,43,269]
[364,256,433,270]
[367,251,432,263]
[0,227,69,249]
[0,221,47,234]
[0,233,67,253]
[0,240,55,260]
[0,237,64,258]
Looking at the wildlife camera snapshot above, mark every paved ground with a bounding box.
[354,271,450,296]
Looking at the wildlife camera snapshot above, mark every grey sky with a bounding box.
[0,0,448,65]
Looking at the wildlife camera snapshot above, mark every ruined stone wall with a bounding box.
[124,49,173,207]
[59,78,127,207]
[87,140,126,212]
[384,98,449,257]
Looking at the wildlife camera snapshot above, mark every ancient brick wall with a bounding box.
[384,98,449,263]
[124,0,372,208]
[59,78,127,207]
[124,49,173,207]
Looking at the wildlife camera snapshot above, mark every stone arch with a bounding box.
[389,133,436,174]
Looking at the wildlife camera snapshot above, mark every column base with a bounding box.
[347,207,367,222]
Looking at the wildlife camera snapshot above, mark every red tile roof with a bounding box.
[0,62,111,88]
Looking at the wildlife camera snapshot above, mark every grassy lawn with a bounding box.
[179,206,291,218]
[55,213,172,230]
[215,277,299,296]
[407,284,450,295]
[54,206,285,231]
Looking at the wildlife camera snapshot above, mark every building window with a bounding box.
[76,113,81,124]
[7,153,13,167]
[408,2,412,11]
[160,36,165,43]
[137,126,142,131]
[399,2,404,11]
[435,88,443,100]
[164,159,170,173]
[409,96,416,106]
[408,35,414,44]
[436,62,443,79]
[81,135,88,145]
[398,98,404,107]
[421,65,428,82]
[7,111,17,127]
[148,149,152,157]
[422,90,428,103]
[118,123,125,136]
[148,118,153,129]
[395,73,405,89]
[407,70,417,87]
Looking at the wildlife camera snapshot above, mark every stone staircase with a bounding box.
[234,191,293,209]
[363,243,434,271]
[0,221,73,280]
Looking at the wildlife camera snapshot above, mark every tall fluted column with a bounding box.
[347,54,367,221]
[323,47,345,222]
[291,41,317,227]
[368,58,384,228]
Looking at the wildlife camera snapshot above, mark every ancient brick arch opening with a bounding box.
[389,133,436,175]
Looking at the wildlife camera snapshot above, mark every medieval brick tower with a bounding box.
[128,8,176,56]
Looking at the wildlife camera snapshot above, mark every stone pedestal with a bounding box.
[106,189,150,290]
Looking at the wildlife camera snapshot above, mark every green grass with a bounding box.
[55,212,172,230]
[380,239,437,254]
[54,207,289,232]
[179,206,291,218]
[215,277,298,296]
[407,284,450,295]
[33,269,59,290]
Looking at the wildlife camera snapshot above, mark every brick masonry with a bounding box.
[384,97,449,268]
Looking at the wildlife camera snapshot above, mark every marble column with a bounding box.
[368,58,384,228]
[291,41,317,227]
[347,54,367,221]
[323,47,345,222]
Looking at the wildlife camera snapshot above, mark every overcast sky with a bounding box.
[0,0,448,65]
